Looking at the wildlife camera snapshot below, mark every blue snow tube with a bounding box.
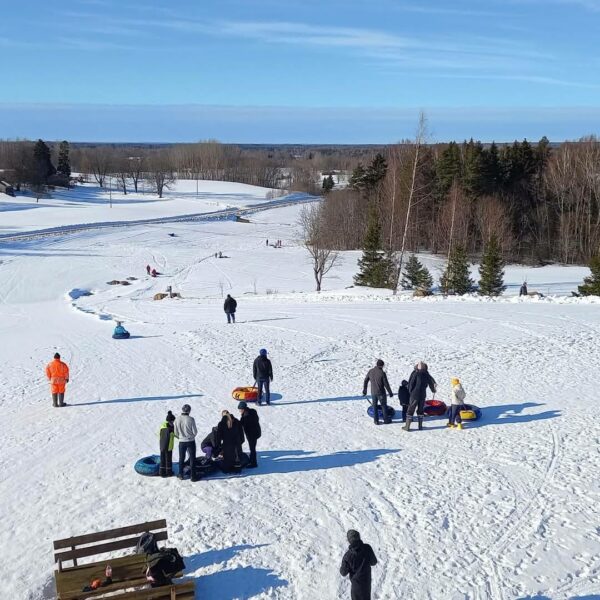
[367,405,396,419]
[134,455,160,476]
[112,329,130,339]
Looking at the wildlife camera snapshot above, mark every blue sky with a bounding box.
[1,0,599,142]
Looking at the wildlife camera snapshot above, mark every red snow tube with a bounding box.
[232,387,259,402]
[424,399,448,416]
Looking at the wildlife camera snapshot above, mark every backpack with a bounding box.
[145,548,185,586]
[136,532,159,555]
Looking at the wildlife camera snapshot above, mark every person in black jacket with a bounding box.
[340,530,377,600]
[238,401,261,468]
[398,379,410,423]
[253,348,273,405]
[362,359,394,425]
[158,410,176,477]
[217,410,245,473]
[224,294,237,324]
[405,361,437,431]
[200,427,222,461]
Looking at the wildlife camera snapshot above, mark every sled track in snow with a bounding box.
[0,193,319,243]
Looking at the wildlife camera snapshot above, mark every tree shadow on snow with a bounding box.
[75,393,203,407]
[195,565,288,599]
[256,448,398,474]
[278,394,364,407]
[468,402,561,429]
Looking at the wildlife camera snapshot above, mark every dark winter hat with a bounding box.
[54,352,60,359]
[166,410,175,423]
[182,404,191,414]
[376,359,384,367]
[238,401,248,410]
[347,530,361,544]
[259,348,268,356]
[401,380,408,387]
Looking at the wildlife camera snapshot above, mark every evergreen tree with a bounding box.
[436,141,463,196]
[349,163,366,190]
[462,139,485,197]
[363,153,388,190]
[33,139,55,182]
[401,254,432,293]
[578,255,600,296]
[440,245,473,295]
[354,205,394,288]
[478,235,506,296]
[57,141,71,176]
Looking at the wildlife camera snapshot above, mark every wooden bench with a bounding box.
[53,519,194,599]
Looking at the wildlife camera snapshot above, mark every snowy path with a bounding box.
[0,203,598,599]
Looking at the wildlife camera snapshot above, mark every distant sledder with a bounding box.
[112,321,130,339]
[224,294,237,324]
[253,348,273,405]
[362,359,394,425]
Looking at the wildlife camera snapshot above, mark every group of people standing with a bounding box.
[158,401,261,481]
[363,360,467,431]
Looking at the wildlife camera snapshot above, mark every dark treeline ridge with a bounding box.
[1,136,598,265]
[320,136,600,266]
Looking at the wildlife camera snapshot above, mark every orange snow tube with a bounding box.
[232,386,259,402]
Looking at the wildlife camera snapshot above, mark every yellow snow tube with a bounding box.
[232,387,259,402]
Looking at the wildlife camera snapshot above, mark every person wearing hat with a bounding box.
[158,411,176,477]
[397,379,410,423]
[405,361,437,431]
[362,359,394,425]
[340,529,377,600]
[238,401,261,468]
[45,352,70,407]
[174,404,198,481]
[448,377,467,429]
[253,348,273,405]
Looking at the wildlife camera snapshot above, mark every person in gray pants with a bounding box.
[362,359,394,425]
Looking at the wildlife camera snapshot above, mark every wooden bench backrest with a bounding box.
[54,519,168,571]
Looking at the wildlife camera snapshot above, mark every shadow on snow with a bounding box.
[75,393,203,407]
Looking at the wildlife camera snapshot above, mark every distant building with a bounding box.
[0,180,15,196]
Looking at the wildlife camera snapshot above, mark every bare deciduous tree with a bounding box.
[299,203,340,292]
[84,147,113,188]
[146,151,176,198]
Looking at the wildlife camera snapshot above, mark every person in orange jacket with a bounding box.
[46,352,70,407]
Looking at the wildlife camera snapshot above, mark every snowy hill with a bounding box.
[0,183,599,600]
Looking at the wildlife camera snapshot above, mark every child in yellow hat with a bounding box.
[448,377,466,429]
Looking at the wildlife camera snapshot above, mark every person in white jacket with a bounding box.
[448,377,466,429]
[175,404,198,481]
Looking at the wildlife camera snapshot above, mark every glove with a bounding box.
[362,391,367,397]
[389,393,393,398]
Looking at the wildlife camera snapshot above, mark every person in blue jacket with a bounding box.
[112,321,130,339]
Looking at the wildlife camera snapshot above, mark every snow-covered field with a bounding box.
[1,182,599,600]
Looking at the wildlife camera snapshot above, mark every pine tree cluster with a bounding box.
[579,255,600,296]
[401,254,433,294]
[478,235,506,296]
[440,245,473,295]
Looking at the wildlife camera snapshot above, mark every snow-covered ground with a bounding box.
[1,186,599,600]
[0,180,279,235]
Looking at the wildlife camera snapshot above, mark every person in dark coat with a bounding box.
[340,530,377,600]
[398,379,410,423]
[200,427,222,461]
[362,359,393,425]
[253,348,273,405]
[405,361,437,431]
[224,294,237,323]
[238,401,261,468]
[216,410,245,473]
[519,282,528,296]
[158,410,176,477]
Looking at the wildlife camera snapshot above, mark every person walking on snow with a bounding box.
[340,530,377,600]
[519,281,528,296]
[46,352,70,407]
[404,361,437,431]
[362,359,393,425]
[238,401,261,468]
[253,348,273,405]
[158,411,176,477]
[146,264,151,275]
[224,294,237,324]
[448,377,467,429]
[174,404,198,481]
[398,379,410,423]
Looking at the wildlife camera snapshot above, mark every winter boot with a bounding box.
[403,418,412,431]
[456,423,464,430]
[418,417,424,430]
[446,422,454,428]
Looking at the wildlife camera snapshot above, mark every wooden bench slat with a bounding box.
[54,520,167,550]
[56,531,168,564]
[60,580,194,600]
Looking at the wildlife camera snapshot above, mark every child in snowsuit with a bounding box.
[398,380,410,423]
[448,377,466,429]
[159,411,176,477]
